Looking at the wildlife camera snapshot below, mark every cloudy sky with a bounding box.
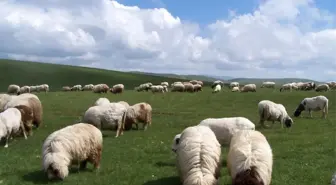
[0,0,335,81]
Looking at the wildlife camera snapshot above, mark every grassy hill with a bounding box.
[228,78,321,85]
[0,59,192,92]
[130,71,221,82]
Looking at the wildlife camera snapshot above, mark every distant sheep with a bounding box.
[198,117,255,146]
[0,107,28,148]
[93,84,109,93]
[240,84,256,92]
[174,125,221,185]
[82,84,94,91]
[62,86,71,91]
[212,80,223,89]
[193,84,202,92]
[30,85,38,92]
[171,83,185,92]
[71,85,82,91]
[42,123,103,180]
[150,85,165,93]
[227,130,273,185]
[213,84,221,93]
[261,81,275,88]
[326,81,336,90]
[136,83,152,92]
[38,84,49,93]
[82,103,127,137]
[280,83,292,92]
[8,84,20,95]
[94,98,110,106]
[110,84,124,94]
[161,82,169,87]
[315,84,329,92]
[258,100,293,128]
[231,86,240,92]
[19,86,31,94]
[183,82,194,92]
[294,95,328,119]
[230,82,239,88]
[121,102,152,131]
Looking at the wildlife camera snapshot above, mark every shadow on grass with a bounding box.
[143,176,180,185]
[155,161,175,167]
[22,170,53,184]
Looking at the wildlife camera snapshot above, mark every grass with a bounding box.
[0,87,334,185]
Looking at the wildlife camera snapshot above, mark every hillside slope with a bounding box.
[0,59,188,92]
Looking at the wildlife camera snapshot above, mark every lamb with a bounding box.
[173,125,221,185]
[315,84,329,92]
[240,84,257,92]
[293,95,328,119]
[198,117,255,146]
[171,83,185,92]
[0,107,28,148]
[42,123,103,180]
[110,84,124,94]
[213,84,221,93]
[227,130,273,185]
[94,98,110,106]
[231,86,240,92]
[7,84,20,95]
[19,86,31,94]
[4,93,43,128]
[121,102,152,131]
[62,86,71,91]
[82,103,127,137]
[261,81,275,88]
[258,100,293,128]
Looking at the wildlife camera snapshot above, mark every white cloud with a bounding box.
[0,0,335,81]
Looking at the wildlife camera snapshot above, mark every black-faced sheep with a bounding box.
[258,100,293,128]
[293,95,328,119]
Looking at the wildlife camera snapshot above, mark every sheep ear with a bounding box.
[175,138,180,145]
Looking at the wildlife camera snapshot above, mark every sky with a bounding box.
[0,0,335,81]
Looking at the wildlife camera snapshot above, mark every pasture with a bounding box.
[0,88,335,185]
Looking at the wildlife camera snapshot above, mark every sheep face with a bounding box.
[171,134,181,153]
[47,162,68,180]
[232,166,264,185]
[294,103,305,117]
[284,117,293,128]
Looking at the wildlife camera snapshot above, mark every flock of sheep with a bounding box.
[0,77,332,185]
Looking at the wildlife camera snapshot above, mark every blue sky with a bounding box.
[0,0,335,81]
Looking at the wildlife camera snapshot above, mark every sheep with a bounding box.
[42,123,103,180]
[213,84,221,93]
[30,85,38,92]
[212,80,223,89]
[293,95,329,119]
[121,102,152,131]
[110,84,124,94]
[71,85,82,91]
[171,133,181,152]
[227,130,273,185]
[230,82,239,88]
[279,83,292,92]
[258,100,293,128]
[182,82,194,92]
[231,86,240,92]
[82,103,127,137]
[4,93,43,128]
[7,84,20,95]
[82,84,94,91]
[150,85,165,93]
[261,81,275,88]
[94,98,110,106]
[326,81,336,90]
[193,84,202,92]
[171,83,185,92]
[161,82,169,87]
[315,84,329,92]
[0,93,14,112]
[173,125,221,185]
[14,105,35,136]
[39,84,49,93]
[19,86,31,94]
[62,86,71,91]
[0,107,28,148]
[136,83,152,92]
[93,84,109,93]
[117,101,129,108]
[198,117,255,146]
[240,84,256,92]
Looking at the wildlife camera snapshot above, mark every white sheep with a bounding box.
[7,84,20,95]
[258,100,293,128]
[94,98,110,106]
[198,117,255,146]
[212,80,223,89]
[93,84,109,93]
[171,133,181,152]
[227,130,273,185]
[82,84,94,91]
[150,85,165,93]
[19,86,31,94]
[0,93,15,112]
[183,82,194,92]
[279,83,292,92]
[30,85,38,92]
[193,84,202,92]
[213,84,221,93]
[231,86,240,92]
[82,103,127,137]
[110,84,124,94]
[71,84,82,91]
[230,82,239,88]
[293,95,329,119]
[315,84,330,92]
[174,125,221,185]
[117,101,129,108]
[39,84,49,93]
[171,83,185,92]
[261,81,275,88]
[42,123,103,180]
[240,84,257,92]
[161,82,169,87]
[0,107,28,148]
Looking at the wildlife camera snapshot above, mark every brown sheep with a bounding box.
[121,102,152,131]
[14,105,34,136]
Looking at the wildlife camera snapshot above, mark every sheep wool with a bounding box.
[42,123,103,180]
[0,94,14,112]
[258,100,293,128]
[175,125,221,185]
[94,98,110,106]
[227,130,273,185]
[121,102,152,131]
[294,95,328,119]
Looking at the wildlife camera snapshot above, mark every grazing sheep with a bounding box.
[94,98,110,106]
[110,84,124,94]
[198,117,255,146]
[183,83,194,92]
[279,83,292,92]
[171,83,185,92]
[8,84,20,95]
[240,84,257,92]
[261,81,275,88]
[231,86,240,92]
[315,84,329,92]
[293,95,329,119]
[30,85,38,92]
[193,84,202,92]
[171,133,181,152]
[82,103,127,137]
[212,80,223,89]
[0,107,28,148]
[121,102,152,131]
[42,123,103,180]
[213,84,221,93]
[227,130,273,185]
[327,81,336,90]
[0,94,15,112]
[174,125,221,185]
[161,82,169,87]
[39,84,49,93]
[19,86,31,94]
[62,86,71,91]
[14,105,34,136]
[5,93,43,128]
[71,85,82,91]
[82,84,94,91]
[93,84,109,93]
[258,100,293,128]
[136,83,152,92]
[150,85,165,93]
[230,82,239,88]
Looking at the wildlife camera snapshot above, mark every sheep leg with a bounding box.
[20,121,28,140]
[143,123,148,131]
[89,146,102,170]
[309,110,312,118]
[135,123,139,130]
[4,131,11,148]
[115,123,123,138]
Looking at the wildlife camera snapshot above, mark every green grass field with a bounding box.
[0,87,334,185]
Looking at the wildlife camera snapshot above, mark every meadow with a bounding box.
[0,87,334,185]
